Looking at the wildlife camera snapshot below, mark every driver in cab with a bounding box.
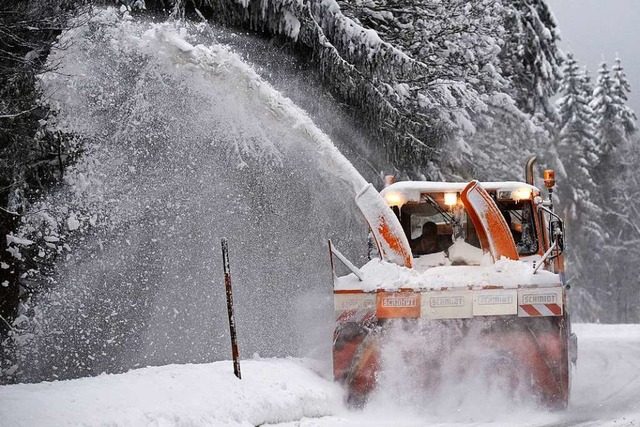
[412,221,440,255]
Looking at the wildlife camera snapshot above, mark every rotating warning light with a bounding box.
[544,169,556,188]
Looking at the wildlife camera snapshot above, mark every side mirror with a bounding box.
[550,220,565,252]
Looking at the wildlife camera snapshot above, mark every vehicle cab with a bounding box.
[379,180,564,274]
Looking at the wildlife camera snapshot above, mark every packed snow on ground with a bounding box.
[0,358,343,427]
[1,324,639,426]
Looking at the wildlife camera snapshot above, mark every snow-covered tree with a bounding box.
[499,0,563,122]
[341,0,507,93]
[1,0,86,384]
[553,55,609,322]
[604,58,638,322]
[582,59,638,322]
[555,54,598,203]
[611,57,637,135]
[590,61,637,179]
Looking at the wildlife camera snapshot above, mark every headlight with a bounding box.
[512,188,533,201]
[444,192,458,206]
[384,191,405,207]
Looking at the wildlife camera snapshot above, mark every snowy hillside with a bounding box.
[1,324,639,426]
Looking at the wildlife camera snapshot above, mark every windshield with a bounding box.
[398,193,538,258]
[497,200,538,255]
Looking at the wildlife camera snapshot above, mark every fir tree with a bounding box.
[555,53,598,197]
[499,0,563,122]
[606,58,638,322]
[579,67,599,162]
[611,57,637,135]
[590,61,637,181]
[588,59,638,322]
[591,63,620,163]
[554,54,607,321]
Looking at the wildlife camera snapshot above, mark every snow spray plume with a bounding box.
[11,8,372,382]
[367,318,542,423]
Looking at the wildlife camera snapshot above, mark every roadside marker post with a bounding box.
[221,238,241,379]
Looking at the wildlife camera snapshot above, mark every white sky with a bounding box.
[546,0,640,115]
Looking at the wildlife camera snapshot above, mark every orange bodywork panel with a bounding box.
[376,291,421,318]
[375,216,413,268]
[461,180,519,261]
[355,184,413,268]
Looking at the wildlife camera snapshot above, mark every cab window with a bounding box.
[396,192,538,257]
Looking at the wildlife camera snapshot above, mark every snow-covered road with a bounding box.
[559,324,640,426]
[271,324,640,426]
[1,323,638,426]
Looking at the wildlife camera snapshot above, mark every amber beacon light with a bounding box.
[543,169,556,189]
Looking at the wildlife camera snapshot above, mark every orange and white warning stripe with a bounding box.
[517,286,564,317]
[518,303,562,317]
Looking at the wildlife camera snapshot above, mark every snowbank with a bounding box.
[0,359,343,427]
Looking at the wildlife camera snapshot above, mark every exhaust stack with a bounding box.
[525,155,537,186]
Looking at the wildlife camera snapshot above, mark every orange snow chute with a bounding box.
[461,180,519,261]
[355,184,413,268]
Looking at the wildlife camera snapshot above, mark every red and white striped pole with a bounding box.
[221,238,241,379]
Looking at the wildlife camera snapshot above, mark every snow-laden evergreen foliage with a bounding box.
[611,58,638,135]
[590,60,639,322]
[590,62,634,164]
[555,54,598,205]
[338,0,507,95]
[175,0,559,180]
[555,55,639,322]
[554,56,603,321]
[499,0,563,122]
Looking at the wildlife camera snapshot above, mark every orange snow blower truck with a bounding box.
[329,157,577,409]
